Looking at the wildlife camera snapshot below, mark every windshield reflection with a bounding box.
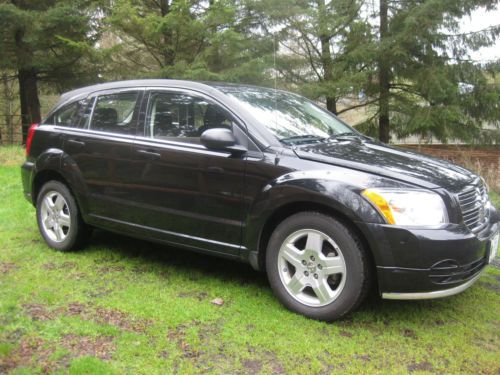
[219,86,355,145]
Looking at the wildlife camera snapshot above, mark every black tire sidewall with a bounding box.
[36,181,82,251]
[266,212,366,321]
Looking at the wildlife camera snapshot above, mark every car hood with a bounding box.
[293,138,477,190]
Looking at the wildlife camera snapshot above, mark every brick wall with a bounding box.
[400,145,500,168]
[399,144,500,191]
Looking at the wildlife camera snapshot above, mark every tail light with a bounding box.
[25,123,39,156]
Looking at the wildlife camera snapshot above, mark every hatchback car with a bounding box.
[22,80,499,321]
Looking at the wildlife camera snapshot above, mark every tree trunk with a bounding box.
[18,68,41,143]
[1,73,10,144]
[317,0,337,115]
[206,0,221,72]
[326,97,337,114]
[160,0,175,70]
[378,0,390,143]
[14,23,41,143]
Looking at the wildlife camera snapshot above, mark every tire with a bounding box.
[265,212,371,321]
[36,180,91,251]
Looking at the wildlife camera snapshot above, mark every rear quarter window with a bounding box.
[44,99,93,128]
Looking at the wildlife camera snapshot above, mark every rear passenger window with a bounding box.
[45,99,91,128]
[90,92,139,134]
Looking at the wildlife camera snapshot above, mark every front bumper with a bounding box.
[382,269,483,300]
[356,219,499,299]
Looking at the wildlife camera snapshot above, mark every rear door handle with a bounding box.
[67,139,85,147]
[207,166,224,174]
[136,149,161,159]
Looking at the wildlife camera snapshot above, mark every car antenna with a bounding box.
[273,33,278,133]
[273,33,284,164]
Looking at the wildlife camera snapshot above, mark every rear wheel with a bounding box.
[36,181,91,251]
[266,212,370,321]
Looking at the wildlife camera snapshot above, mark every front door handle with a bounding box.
[136,149,161,159]
[67,139,85,147]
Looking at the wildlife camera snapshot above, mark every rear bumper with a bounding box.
[21,161,35,204]
[356,219,499,299]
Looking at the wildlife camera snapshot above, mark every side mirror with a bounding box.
[200,128,246,155]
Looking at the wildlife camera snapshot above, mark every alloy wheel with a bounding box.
[277,229,346,307]
[40,191,71,242]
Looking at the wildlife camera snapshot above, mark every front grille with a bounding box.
[457,182,489,232]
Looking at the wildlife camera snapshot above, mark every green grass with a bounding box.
[490,191,500,210]
[0,145,25,167]
[0,146,499,374]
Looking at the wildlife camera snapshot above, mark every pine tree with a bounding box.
[363,0,500,143]
[106,0,273,84]
[256,0,499,143]
[0,0,103,142]
[254,0,373,115]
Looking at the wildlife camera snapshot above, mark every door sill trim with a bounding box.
[89,214,243,250]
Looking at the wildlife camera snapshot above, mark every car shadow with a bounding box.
[85,229,269,288]
[83,229,489,325]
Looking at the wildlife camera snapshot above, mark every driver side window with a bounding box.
[146,92,233,143]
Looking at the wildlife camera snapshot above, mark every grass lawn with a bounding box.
[490,191,500,210]
[0,146,499,374]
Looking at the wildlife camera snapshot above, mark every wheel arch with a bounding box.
[254,201,377,289]
[33,169,73,205]
[31,148,90,216]
[32,168,89,222]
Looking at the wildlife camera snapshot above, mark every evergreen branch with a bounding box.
[129,34,165,68]
[327,1,362,39]
[389,84,424,97]
[117,52,154,71]
[443,25,499,38]
[275,66,308,84]
[280,41,323,80]
[336,97,379,115]
[300,31,322,58]
[279,41,311,59]
[300,36,323,80]
[445,56,500,63]
[49,47,61,58]
[0,73,18,81]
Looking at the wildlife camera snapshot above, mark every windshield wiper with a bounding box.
[329,132,357,138]
[279,135,326,145]
[279,132,368,146]
[327,132,368,141]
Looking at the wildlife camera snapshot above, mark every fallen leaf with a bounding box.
[211,298,224,306]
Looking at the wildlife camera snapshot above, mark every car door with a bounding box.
[127,89,247,255]
[62,88,144,224]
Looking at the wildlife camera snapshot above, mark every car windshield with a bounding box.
[220,86,356,145]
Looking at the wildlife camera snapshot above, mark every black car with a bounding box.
[21,80,499,321]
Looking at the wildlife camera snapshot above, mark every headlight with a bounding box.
[362,189,448,226]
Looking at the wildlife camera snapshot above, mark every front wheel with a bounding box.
[36,181,91,251]
[266,212,371,321]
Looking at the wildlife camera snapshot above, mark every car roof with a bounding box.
[59,79,277,102]
[59,79,211,103]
